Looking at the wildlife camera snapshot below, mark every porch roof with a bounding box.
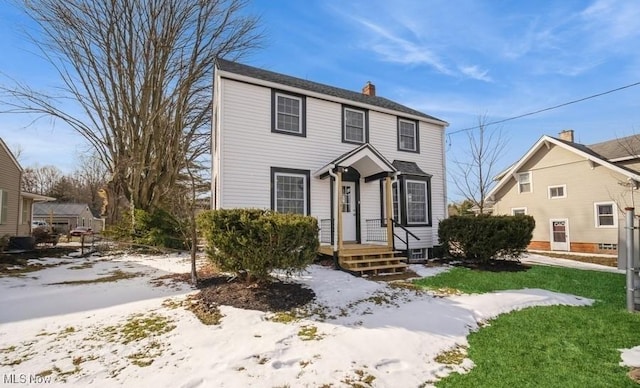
[391,160,432,177]
[314,143,397,179]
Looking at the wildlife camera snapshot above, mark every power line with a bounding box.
[447,81,640,135]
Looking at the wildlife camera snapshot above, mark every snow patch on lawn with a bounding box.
[0,254,597,387]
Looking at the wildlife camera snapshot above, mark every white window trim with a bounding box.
[511,207,528,215]
[405,179,428,225]
[594,201,617,228]
[517,172,532,193]
[274,172,308,215]
[344,107,365,143]
[275,92,303,134]
[548,184,567,199]
[398,119,417,151]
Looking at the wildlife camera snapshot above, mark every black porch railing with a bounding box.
[391,218,420,257]
[319,219,332,244]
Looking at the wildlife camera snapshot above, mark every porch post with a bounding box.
[385,175,393,250]
[337,168,343,253]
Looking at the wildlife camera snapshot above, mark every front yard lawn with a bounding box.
[415,265,640,387]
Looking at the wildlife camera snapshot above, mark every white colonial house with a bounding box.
[212,59,448,274]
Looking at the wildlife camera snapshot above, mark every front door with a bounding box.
[550,219,569,251]
[341,182,357,241]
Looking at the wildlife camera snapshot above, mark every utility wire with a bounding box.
[447,81,640,135]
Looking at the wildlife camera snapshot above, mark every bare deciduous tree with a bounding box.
[22,165,63,195]
[2,0,262,222]
[452,116,508,214]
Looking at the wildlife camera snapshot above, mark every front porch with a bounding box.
[314,144,414,276]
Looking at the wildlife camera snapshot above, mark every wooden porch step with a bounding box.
[342,257,406,266]
[339,250,399,258]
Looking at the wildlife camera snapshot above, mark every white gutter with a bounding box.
[327,164,339,252]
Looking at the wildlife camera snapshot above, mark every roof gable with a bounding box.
[215,58,447,125]
[34,202,95,218]
[488,135,640,199]
[0,137,23,172]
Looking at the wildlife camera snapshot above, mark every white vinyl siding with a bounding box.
[275,93,302,134]
[344,108,365,143]
[216,77,446,251]
[594,201,617,228]
[518,172,531,193]
[406,180,427,224]
[398,119,417,151]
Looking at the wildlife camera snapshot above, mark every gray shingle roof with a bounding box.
[392,160,431,177]
[551,135,640,175]
[587,134,640,160]
[216,58,447,123]
[34,203,95,218]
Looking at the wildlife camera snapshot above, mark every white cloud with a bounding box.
[458,65,493,82]
[354,17,453,75]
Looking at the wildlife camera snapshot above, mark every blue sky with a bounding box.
[1,0,640,202]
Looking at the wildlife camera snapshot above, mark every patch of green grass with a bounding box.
[267,311,300,323]
[47,270,141,285]
[297,325,323,341]
[414,265,640,387]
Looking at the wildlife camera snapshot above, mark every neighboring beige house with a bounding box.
[33,203,104,234]
[488,130,640,255]
[0,138,53,239]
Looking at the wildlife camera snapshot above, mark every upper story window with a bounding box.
[342,106,368,144]
[518,172,531,193]
[548,185,566,199]
[594,201,617,228]
[398,118,419,153]
[272,90,306,137]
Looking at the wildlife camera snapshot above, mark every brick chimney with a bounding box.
[362,81,375,96]
[559,129,574,142]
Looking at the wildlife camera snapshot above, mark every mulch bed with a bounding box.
[195,276,316,312]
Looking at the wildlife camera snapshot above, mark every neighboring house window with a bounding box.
[0,190,7,225]
[511,207,527,215]
[271,90,306,136]
[548,185,566,199]
[518,172,531,193]
[397,118,419,152]
[270,167,311,215]
[342,106,367,144]
[594,201,617,228]
[406,180,428,224]
[21,198,29,224]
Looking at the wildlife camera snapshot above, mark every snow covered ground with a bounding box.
[0,251,624,387]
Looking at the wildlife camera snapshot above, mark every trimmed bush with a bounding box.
[197,209,319,282]
[438,214,535,262]
[105,208,186,249]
